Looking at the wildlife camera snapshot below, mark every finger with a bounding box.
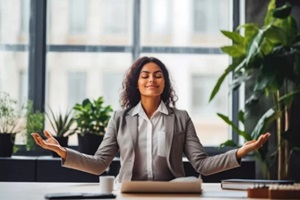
[244,140,255,145]
[260,133,270,144]
[31,133,40,145]
[38,136,50,149]
[44,130,54,139]
[32,133,44,147]
[257,134,269,148]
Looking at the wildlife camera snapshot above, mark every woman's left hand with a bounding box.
[236,132,271,159]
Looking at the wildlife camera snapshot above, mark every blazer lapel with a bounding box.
[165,109,175,158]
[126,114,138,151]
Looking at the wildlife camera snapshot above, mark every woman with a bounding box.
[32,56,270,182]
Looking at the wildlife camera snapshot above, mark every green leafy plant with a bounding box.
[26,101,45,151]
[46,107,75,138]
[210,0,300,179]
[73,97,113,136]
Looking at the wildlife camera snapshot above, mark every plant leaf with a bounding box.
[245,28,265,65]
[221,45,245,57]
[221,30,245,45]
[217,113,252,141]
[264,0,276,25]
[264,25,288,46]
[251,108,281,140]
[209,60,246,102]
[279,89,300,108]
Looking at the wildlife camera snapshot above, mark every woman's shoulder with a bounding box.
[111,107,132,118]
[168,107,189,117]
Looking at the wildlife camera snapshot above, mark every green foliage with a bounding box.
[73,97,113,136]
[211,0,300,173]
[210,1,300,103]
[26,101,45,151]
[46,107,74,138]
[0,92,23,134]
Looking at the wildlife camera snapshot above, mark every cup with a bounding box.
[99,176,115,193]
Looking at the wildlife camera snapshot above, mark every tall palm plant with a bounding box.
[210,0,300,179]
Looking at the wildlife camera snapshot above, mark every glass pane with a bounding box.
[0,0,30,44]
[47,0,133,45]
[0,0,30,145]
[141,0,231,47]
[46,52,132,145]
[69,0,86,34]
[140,53,230,146]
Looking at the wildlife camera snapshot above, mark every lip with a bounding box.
[146,85,158,88]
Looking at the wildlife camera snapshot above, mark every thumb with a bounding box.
[43,130,54,139]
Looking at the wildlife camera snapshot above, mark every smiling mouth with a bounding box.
[146,85,158,88]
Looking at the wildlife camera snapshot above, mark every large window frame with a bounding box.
[0,0,242,151]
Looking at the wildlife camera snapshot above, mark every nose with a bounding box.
[148,75,155,82]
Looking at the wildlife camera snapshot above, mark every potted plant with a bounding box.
[209,0,300,179]
[0,92,23,157]
[73,97,113,155]
[46,107,75,157]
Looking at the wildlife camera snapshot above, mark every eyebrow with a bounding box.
[140,70,162,74]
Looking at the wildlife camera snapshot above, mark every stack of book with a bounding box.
[221,179,299,199]
[247,184,300,199]
[221,179,294,190]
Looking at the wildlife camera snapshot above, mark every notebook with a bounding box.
[120,177,202,193]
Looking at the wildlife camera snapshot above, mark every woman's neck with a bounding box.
[140,97,161,118]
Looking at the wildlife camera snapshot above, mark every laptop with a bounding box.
[120,177,202,193]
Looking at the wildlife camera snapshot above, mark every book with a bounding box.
[247,184,300,199]
[221,179,294,190]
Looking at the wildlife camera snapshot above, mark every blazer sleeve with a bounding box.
[61,111,119,175]
[183,113,241,176]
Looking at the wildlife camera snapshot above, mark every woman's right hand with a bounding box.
[31,130,67,159]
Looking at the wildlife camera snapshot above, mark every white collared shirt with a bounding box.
[131,101,174,181]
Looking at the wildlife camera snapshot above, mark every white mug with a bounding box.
[99,176,115,193]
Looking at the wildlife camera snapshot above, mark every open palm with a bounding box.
[31,130,61,152]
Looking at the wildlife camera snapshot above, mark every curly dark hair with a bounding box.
[120,56,178,109]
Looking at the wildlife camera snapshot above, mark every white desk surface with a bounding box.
[0,182,261,200]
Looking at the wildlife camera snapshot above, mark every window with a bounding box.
[191,75,228,146]
[68,71,87,107]
[19,70,28,105]
[69,0,86,34]
[20,0,30,34]
[192,75,227,117]
[103,0,128,34]
[1,0,243,150]
[103,72,124,110]
[148,0,171,35]
[193,0,229,34]
[193,0,207,32]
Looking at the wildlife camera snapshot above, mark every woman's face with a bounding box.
[137,62,165,99]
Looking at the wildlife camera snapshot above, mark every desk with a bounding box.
[0,182,264,200]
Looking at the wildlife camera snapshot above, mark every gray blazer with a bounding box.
[63,107,241,182]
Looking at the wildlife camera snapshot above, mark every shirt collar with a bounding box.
[131,101,169,116]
